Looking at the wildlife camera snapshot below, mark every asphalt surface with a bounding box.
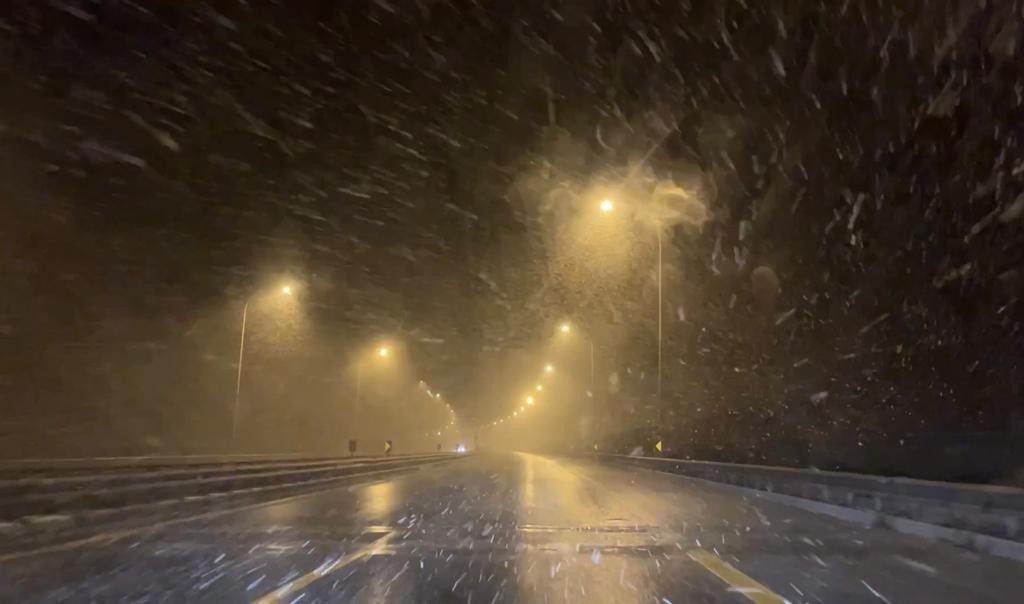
[1,452,1022,603]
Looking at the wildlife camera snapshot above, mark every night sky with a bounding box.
[1,1,1022,469]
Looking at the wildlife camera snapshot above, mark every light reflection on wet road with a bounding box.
[1,452,1022,602]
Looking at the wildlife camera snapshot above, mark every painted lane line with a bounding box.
[251,532,393,604]
[688,549,787,604]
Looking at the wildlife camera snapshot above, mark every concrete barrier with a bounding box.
[599,453,1024,561]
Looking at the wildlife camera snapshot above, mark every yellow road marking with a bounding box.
[251,532,392,604]
[689,549,787,604]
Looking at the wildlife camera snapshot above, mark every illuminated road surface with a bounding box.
[2,453,1022,602]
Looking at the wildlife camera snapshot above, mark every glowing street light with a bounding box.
[556,319,596,399]
[526,395,535,405]
[352,340,394,448]
[535,384,543,392]
[595,195,663,405]
[544,364,554,374]
[232,281,296,449]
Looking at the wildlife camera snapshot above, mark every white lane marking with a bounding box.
[251,532,393,604]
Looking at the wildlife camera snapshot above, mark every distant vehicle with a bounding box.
[455,444,466,453]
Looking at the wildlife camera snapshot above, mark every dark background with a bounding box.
[0,1,1021,480]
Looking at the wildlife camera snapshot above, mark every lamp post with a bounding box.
[232,284,294,450]
[595,201,662,405]
[352,345,391,443]
[558,321,595,396]
[232,302,249,448]
[656,225,662,405]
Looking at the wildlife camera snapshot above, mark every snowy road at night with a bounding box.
[2,453,1022,603]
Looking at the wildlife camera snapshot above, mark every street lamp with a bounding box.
[352,341,393,447]
[526,395,535,405]
[597,200,663,405]
[232,282,295,450]
[656,224,663,404]
[535,384,543,392]
[544,363,554,374]
[557,320,596,396]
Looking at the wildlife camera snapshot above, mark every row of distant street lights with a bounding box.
[230,282,455,451]
[486,320,596,428]
[481,191,607,428]
[233,194,662,444]
[417,380,456,439]
[486,194,666,430]
[488,361,552,427]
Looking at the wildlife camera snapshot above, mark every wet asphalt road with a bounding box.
[1,452,1022,603]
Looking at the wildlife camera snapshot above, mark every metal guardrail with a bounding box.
[0,453,459,521]
[0,453,464,560]
[0,455,430,492]
[0,451,440,473]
